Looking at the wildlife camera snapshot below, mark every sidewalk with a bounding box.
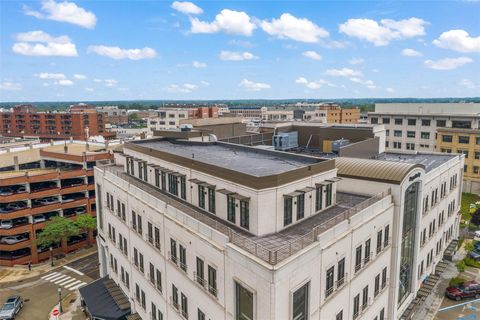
[48,292,87,320]
[0,245,98,285]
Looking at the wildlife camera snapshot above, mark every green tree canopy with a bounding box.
[75,215,97,232]
[36,216,80,248]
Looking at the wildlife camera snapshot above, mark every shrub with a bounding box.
[464,257,480,268]
[449,276,466,287]
[465,240,474,253]
[456,259,467,272]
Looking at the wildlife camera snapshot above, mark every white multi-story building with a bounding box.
[368,103,480,152]
[147,109,190,133]
[93,136,462,320]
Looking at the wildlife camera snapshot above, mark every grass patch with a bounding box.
[464,257,480,268]
[460,192,480,221]
[456,259,467,272]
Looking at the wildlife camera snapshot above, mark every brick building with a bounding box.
[0,104,116,141]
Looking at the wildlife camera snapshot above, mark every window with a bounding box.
[325,183,333,207]
[406,143,415,150]
[475,151,480,160]
[131,211,137,231]
[393,142,402,149]
[382,267,387,288]
[407,131,416,138]
[139,253,144,273]
[196,257,204,284]
[421,119,431,126]
[227,195,236,223]
[394,130,402,137]
[181,293,188,318]
[292,282,309,320]
[198,185,205,209]
[208,188,215,213]
[137,214,142,235]
[394,118,403,125]
[382,117,390,124]
[172,284,179,309]
[464,165,468,173]
[198,309,206,320]
[336,311,343,320]
[135,283,140,302]
[370,117,378,124]
[452,120,471,129]
[353,294,360,319]
[380,308,385,320]
[421,132,430,139]
[235,282,254,320]
[156,269,162,292]
[458,136,470,144]
[297,194,305,220]
[315,185,323,211]
[155,169,160,188]
[284,197,293,226]
[374,274,380,296]
[384,225,390,246]
[364,239,371,263]
[362,286,368,310]
[208,265,217,296]
[168,174,178,196]
[442,135,453,143]
[461,150,469,158]
[407,119,416,126]
[161,171,166,191]
[337,258,345,286]
[240,201,249,230]
[154,227,160,250]
[170,239,177,263]
[477,136,480,144]
[179,244,187,272]
[152,303,157,320]
[149,263,155,284]
[474,166,479,174]
[180,176,186,200]
[326,266,334,297]
[437,120,446,127]
[376,230,383,254]
[147,222,153,244]
[355,245,362,272]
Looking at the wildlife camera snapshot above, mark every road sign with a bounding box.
[52,309,59,316]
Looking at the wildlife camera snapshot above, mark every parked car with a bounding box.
[0,295,24,320]
[32,215,46,224]
[6,203,26,210]
[0,188,13,196]
[0,235,27,245]
[0,207,11,213]
[14,186,27,194]
[74,207,86,215]
[34,197,58,205]
[445,280,480,300]
[0,220,13,229]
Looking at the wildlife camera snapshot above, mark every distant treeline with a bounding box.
[1,97,478,113]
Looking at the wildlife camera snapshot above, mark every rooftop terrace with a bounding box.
[104,165,389,265]
[133,139,324,177]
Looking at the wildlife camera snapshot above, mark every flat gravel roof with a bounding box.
[138,140,321,177]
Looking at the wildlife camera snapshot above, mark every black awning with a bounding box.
[79,277,131,320]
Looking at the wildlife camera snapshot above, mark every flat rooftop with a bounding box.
[379,152,458,172]
[136,139,322,177]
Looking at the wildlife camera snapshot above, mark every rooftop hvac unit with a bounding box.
[180,124,193,131]
[272,131,298,151]
[332,138,350,153]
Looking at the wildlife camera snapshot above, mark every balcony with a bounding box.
[324,273,348,302]
[193,272,218,299]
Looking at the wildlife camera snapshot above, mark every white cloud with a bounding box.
[171,1,203,15]
[325,68,362,77]
[93,79,103,83]
[104,79,118,87]
[302,51,322,60]
[190,9,255,36]
[386,87,396,93]
[200,80,210,86]
[12,30,77,57]
[349,77,376,89]
[433,29,480,53]
[55,79,74,86]
[0,82,22,91]
[349,58,364,65]
[87,45,157,60]
[424,57,473,70]
[239,79,271,91]
[35,72,66,80]
[228,40,254,48]
[339,17,427,46]
[219,51,258,61]
[23,0,97,29]
[192,61,207,68]
[74,74,87,80]
[166,83,198,93]
[85,87,94,92]
[459,79,476,89]
[260,13,329,43]
[295,77,331,89]
[402,48,422,56]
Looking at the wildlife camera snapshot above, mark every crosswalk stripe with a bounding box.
[45,274,65,282]
[69,282,86,291]
[64,280,81,289]
[58,278,77,286]
[41,272,59,280]
[50,275,68,283]
[55,276,73,285]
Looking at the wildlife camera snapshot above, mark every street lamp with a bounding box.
[50,247,54,267]
[58,287,63,314]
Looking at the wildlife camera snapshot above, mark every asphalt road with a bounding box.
[0,253,99,320]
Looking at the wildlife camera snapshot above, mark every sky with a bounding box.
[0,0,479,102]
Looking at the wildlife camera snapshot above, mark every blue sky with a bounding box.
[0,0,479,102]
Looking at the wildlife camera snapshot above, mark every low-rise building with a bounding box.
[147,106,219,133]
[0,141,114,266]
[96,106,128,125]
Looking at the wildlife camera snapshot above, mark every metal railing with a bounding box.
[104,165,391,265]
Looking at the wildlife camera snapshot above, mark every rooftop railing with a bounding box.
[103,165,390,265]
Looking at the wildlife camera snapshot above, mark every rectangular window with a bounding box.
[147,222,153,244]
[152,303,157,320]
[161,171,166,191]
[125,272,129,289]
[458,136,470,144]
[139,253,144,273]
[154,227,160,250]
[227,195,236,223]
[407,119,416,126]
[196,257,204,284]
[353,294,360,319]
[394,118,403,125]
[326,266,334,297]
[181,293,188,318]
[421,132,430,139]
[284,197,293,226]
[198,309,206,320]
[452,120,471,129]
[337,258,345,286]
[172,284,179,309]
[370,117,378,124]
[362,286,368,309]
[364,239,371,263]
[442,135,453,142]
[380,308,385,320]
[336,311,343,320]
[325,184,333,207]
[292,282,309,320]
[170,239,177,263]
[437,120,446,127]
[376,230,383,253]
[421,119,431,126]
[208,265,217,296]
[394,130,402,137]
[382,267,387,288]
[198,185,205,209]
[384,225,390,246]
[235,282,254,320]
[168,174,178,196]
[355,245,362,272]
[475,151,480,160]
[180,176,186,200]
[137,214,142,235]
[208,188,215,213]
[296,194,305,220]
[156,269,162,292]
[132,211,137,231]
[179,244,187,272]
[315,185,323,211]
[240,200,249,230]
[374,274,380,296]
[382,117,390,124]
[155,169,160,187]
[407,131,416,138]
[149,263,155,284]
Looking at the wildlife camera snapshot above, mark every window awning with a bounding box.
[315,181,331,187]
[217,188,236,195]
[147,164,162,169]
[231,193,250,201]
[326,177,342,182]
[284,191,303,198]
[199,182,216,189]
[296,186,315,193]
[170,172,186,178]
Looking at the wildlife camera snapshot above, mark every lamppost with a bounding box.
[50,247,54,267]
[58,287,63,314]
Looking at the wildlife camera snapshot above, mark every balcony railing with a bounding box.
[193,272,218,299]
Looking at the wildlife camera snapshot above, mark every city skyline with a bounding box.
[1,0,479,102]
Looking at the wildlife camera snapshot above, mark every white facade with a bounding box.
[95,138,462,320]
[147,109,190,133]
[368,103,480,152]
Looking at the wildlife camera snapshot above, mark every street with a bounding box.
[0,253,99,320]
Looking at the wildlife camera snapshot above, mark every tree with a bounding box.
[128,113,139,122]
[36,216,80,249]
[75,215,97,245]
